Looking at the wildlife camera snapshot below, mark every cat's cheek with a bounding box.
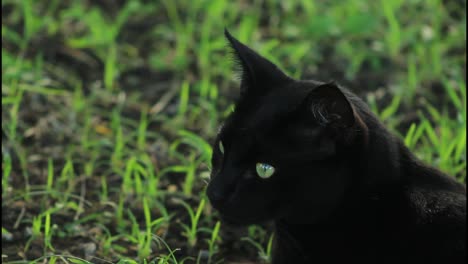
[243,170,256,180]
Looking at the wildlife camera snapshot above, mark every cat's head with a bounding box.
[207,30,368,225]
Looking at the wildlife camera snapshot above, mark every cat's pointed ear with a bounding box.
[307,82,355,128]
[224,29,291,96]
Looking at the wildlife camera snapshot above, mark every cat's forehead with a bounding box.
[218,81,323,141]
[236,81,318,129]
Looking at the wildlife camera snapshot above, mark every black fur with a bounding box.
[207,30,466,264]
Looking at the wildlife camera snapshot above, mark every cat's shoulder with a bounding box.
[399,184,466,261]
[404,179,466,241]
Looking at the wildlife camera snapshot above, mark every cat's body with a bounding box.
[272,91,466,263]
[207,30,466,264]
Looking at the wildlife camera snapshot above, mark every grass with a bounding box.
[2,0,465,263]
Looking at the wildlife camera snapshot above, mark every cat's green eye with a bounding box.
[219,141,224,154]
[256,163,275,179]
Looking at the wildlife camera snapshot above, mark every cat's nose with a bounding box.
[207,172,237,209]
[207,188,225,209]
[207,182,233,209]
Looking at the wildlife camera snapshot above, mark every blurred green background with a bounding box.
[2,0,466,263]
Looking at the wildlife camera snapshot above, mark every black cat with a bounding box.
[206,29,466,264]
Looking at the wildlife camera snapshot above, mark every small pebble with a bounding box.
[82,242,97,260]
[2,231,13,241]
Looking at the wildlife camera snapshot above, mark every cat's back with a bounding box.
[400,168,466,263]
[405,160,466,224]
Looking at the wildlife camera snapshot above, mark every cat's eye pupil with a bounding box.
[219,141,224,154]
[256,163,275,179]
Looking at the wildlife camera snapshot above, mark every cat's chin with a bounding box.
[219,213,269,226]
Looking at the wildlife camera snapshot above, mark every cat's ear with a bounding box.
[224,29,291,96]
[307,82,355,128]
